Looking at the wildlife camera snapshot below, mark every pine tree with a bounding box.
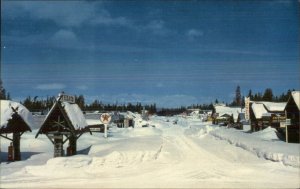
[215,99,219,104]
[75,95,85,110]
[262,88,273,101]
[248,89,253,99]
[235,85,242,106]
[0,79,6,100]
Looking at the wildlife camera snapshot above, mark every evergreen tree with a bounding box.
[262,88,273,101]
[0,79,7,100]
[215,99,219,104]
[235,85,242,106]
[75,95,85,110]
[248,89,253,99]
[6,92,11,100]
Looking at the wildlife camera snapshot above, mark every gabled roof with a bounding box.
[251,101,286,119]
[0,100,33,133]
[251,103,268,119]
[61,102,88,129]
[36,100,87,137]
[291,91,300,110]
[260,101,286,112]
[214,105,243,121]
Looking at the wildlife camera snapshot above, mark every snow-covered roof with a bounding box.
[251,103,268,119]
[260,102,286,112]
[214,105,243,121]
[40,101,88,131]
[61,102,88,129]
[291,91,300,110]
[86,119,103,126]
[251,101,286,119]
[0,100,34,129]
[189,110,199,116]
[125,111,136,119]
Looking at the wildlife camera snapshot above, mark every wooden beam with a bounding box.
[63,136,70,144]
[0,134,13,141]
[46,135,55,144]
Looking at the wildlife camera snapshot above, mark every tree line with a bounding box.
[0,79,11,100]
[247,88,294,102]
[0,80,296,115]
[17,95,157,115]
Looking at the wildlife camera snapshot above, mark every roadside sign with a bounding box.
[89,128,101,132]
[60,94,75,103]
[244,97,250,121]
[100,113,111,124]
[48,134,63,140]
[100,113,111,138]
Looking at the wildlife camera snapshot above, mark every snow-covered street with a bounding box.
[1,115,299,188]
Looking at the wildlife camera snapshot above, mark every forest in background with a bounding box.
[0,80,295,116]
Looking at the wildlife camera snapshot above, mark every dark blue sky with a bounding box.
[1,0,299,107]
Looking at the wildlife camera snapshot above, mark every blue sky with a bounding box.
[1,0,299,107]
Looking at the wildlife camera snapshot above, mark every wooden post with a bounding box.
[285,110,288,143]
[104,124,108,138]
[53,134,64,157]
[67,135,77,156]
[13,132,21,161]
[7,142,14,161]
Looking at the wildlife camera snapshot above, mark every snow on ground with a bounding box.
[0,114,299,188]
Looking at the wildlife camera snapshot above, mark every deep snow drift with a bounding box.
[0,115,299,188]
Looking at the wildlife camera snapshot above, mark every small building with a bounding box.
[0,100,33,161]
[36,93,90,157]
[250,101,286,132]
[85,118,105,133]
[212,104,243,125]
[284,91,300,143]
[114,111,135,128]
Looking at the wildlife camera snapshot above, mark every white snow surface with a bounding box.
[260,101,286,111]
[1,114,299,188]
[0,100,35,129]
[61,102,88,129]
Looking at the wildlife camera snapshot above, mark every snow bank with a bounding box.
[251,127,279,140]
[119,127,162,138]
[208,127,300,168]
[185,125,217,138]
[1,100,35,129]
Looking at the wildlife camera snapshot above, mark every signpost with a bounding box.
[285,118,291,143]
[59,93,75,103]
[244,97,250,121]
[100,113,111,138]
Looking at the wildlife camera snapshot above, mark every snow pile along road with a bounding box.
[197,126,300,167]
[1,115,299,188]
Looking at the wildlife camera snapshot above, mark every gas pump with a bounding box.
[8,142,14,161]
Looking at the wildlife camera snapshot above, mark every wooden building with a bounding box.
[0,100,33,161]
[212,104,243,125]
[35,93,91,157]
[249,101,286,132]
[284,91,299,143]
